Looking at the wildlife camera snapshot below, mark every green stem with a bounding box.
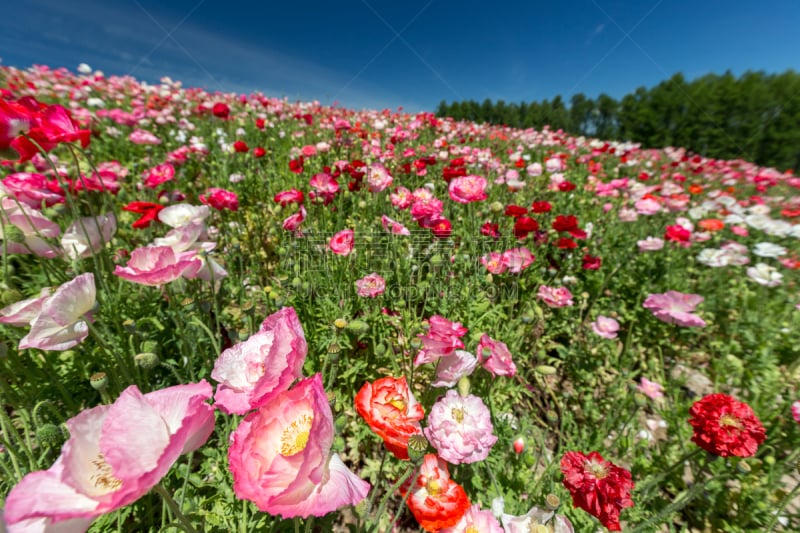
[766,479,800,532]
[154,484,199,533]
[369,464,418,533]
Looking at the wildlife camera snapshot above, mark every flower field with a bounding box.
[1,64,799,532]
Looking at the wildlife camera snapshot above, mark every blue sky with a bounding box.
[2,0,799,112]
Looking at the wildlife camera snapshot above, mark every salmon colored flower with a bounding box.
[402,454,470,532]
[228,374,369,518]
[113,246,202,286]
[560,451,634,531]
[688,393,766,457]
[355,376,424,460]
[3,381,214,532]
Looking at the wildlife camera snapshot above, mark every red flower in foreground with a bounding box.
[355,376,424,460]
[212,102,230,119]
[561,451,633,531]
[664,224,691,245]
[122,201,165,229]
[402,454,470,532]
[688,393,766,457]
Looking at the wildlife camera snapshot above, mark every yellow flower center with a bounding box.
[280,413,313,456]
[388,397,406,412]
[529,525,552,533]
[90,453,122,492]
[451,407,465,423]
[719,414,742,429]
[465,527,481,533]
[426,478,442,496]
[586,458,608,479]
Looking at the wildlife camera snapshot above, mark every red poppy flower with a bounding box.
[556,237,577,249]
[212,102,230,119]
[252,146,266,158]
[531,200,552,213]
[561,451,634,531]
[504,205,528,217]
[402,454,470,532]
[232,140,249,153]
[688,393,766,457]
[664,224,691,244]
[288,156,304,174]
[274,189,305,207]
[582,254,602,270]
[480,222,500,238]
[552,215,587,239]
[558,180,576,192]
[430,218,452,239]
[122,201,165,229]
[513,217,539,239]
[355,376,424,460]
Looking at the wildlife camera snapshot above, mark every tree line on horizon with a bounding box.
[435,70,800,171]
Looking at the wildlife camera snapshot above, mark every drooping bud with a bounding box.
[134,352,160,369]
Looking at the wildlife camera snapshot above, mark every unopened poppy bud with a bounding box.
[36,423,63,448]
[3,226,26,244]
[546,409,559,424]
[545,493,560,511]
[490,201,504,213]
[134,352,160,369]
[345,320,369,334]
[407,433,428,463]
[457,376,471,397]
[736,461,751,474]
[333,318,347,329]
[535,365,557,376]
[430,254,444,266]
[512,436,525,455]
[634,392,647,407]
[410,338,422,350]
[90,372,108,391]
[0,288,22,305]
[122,318,136,333]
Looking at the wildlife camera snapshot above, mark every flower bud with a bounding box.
[345,320,369,334]
[134,352,160,369]
[333,318,348,330]
[457,376,471,398]
[407,433,428,463]
[513,436,525,454]
[490,201,504,213]
[36,423,64,448]
[736,461,752,475]
[89,372,108,391]
[546,410,559,425]
[535,365,557,376]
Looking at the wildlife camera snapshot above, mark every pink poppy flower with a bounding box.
[637,237,664,251]
[142,163,175,188]
[211,307,307,415]
[366,163,393,192]
[502,247,534,274]
[537,286,574,308]
[390,186,413,209]
[0,197,61,258]
[199,187,238,211]
[3,381,214,532]
[424,390,497,464]
[441,503,503,533]
[0,287,52,327]
[1,172,64,207]
[432,349,478,388]
[329,229,354,256]
[228,374,370,518]
[791,401,800,423]
[61,213,116,260]
[128,129,161,145]
[113,245,202,286]
[636,378,664,400]
[283,206,307,232]
[17,273,95,352]
[481,252,508,274]
[449,175,488,204]
[414,315,467,366]
[381,214,411,235]
[591,316,620,339]
[309,172,339,205]
[274,188,305,207]
[642,291,706,327]
[476,334,516,377]
[501,506,574,533]
[355,273,386,298]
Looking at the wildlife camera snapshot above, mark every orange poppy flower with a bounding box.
[698,218,725,232]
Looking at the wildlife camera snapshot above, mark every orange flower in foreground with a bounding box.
[402,454,470,532]
[355,376,424,460]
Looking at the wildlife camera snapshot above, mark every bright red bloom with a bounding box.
[582,254,602,270]
[0,98,34,152]
[233,140,249,153]
[531,200,552,213]
[212,102,230,119]
[480,222,500,238]
[513,217,539,239]
[504,205,528,217]
[402,454,470,532]
[142,163,175,189]
[664,224,691,244]
[355,376,424,460]
[561,451,634,531]
[200,187,239,211]
[558,180,577,192]
[552,215,587,239]
[122,201,165,229]
[688,393,766,457]
[556,237,577,249]
[253,146,266,158]
[430,218,452,239]
[289,156,305,174]
[274,189,305,207]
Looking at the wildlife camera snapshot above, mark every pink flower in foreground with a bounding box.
[0,287,52,327]
[424,390,497,465]
[2,172,64,207]
[481,252,508,274]
[113,245,202,286]
[537,286,574,308]
[441,503,503,533]
[449,175,488,204]
[329,229,354,256]
[414,315,467,366]
[502,247,534,274]
[3,381,214,533]
[642,291,706,327]
[355,273,386,298]
[17,273,95,352]
[211,307,307,415]
[228,374,370,518]
[637,378,664,400]
[591,316,620,339]
[476,334,516,377]
[432,349,478,388]
[791,401,800,423]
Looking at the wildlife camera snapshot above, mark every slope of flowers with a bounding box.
[0,64,799,532]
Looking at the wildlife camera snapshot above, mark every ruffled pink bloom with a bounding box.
[634,198,662,215]
[200,187,238,211]
[414,315,468,366]
[636,378,664,400]
[128,129,161,145]
[637,237,664,251]
[228,374,370,518]
[643,291,706,327]
[211,307,307,414]
[1,197,61,258]
[1,172,64,207]
[0,287,52,326]
[537,286,574,308]
[329,229,354,256]
[355,273,386,298]
[424,390,497,464]
[502,247,534,274]
[449,175,488,204]
[19,273,95,352]
[381,214,411,235]
[441,503,503,533]
[481,252,508,274]
[367,163,393,192]
[113,246,202,286]
[309,172,339,205]
[591,316,620,339]
[142,163,175,188]
[3,381,214,532]
[476,334,516,377]
[390,186,413,209]
[432,349,478,388]
[61,213,116,260]
[410,197,444,225]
